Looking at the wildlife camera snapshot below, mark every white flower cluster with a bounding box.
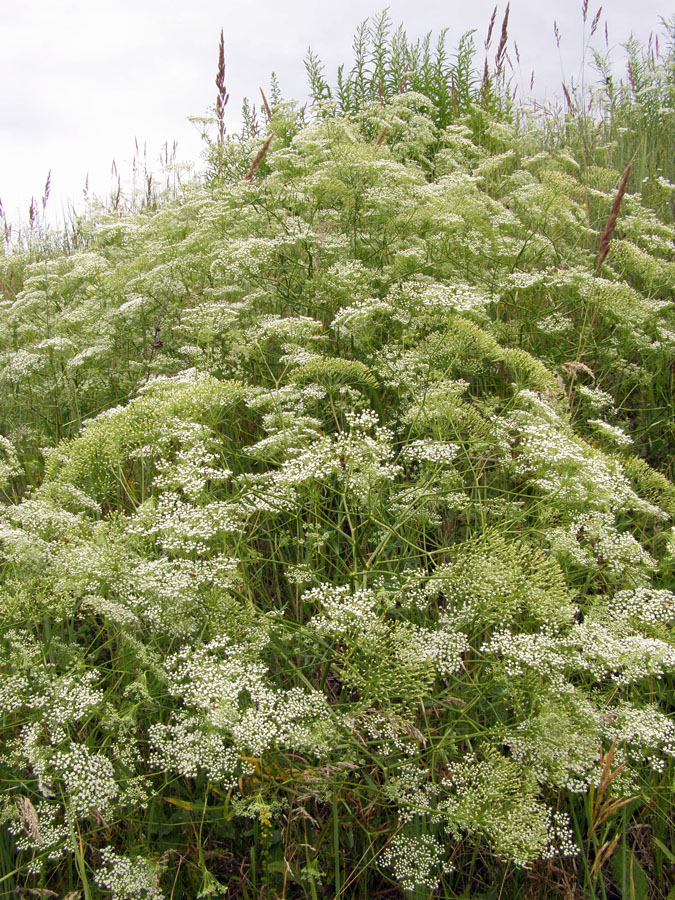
[244,415,323,459]
[43,672,104,743]
[152,422,232,501]
[95,846,165,900]
[587,418,633,447]
[537,312,572,334]
[574,384,615,412]
[344,408,380,432]
[244,385,326,459]
[36,336,75,354]
[8,798,71,874]
[604,703,675,772]
[483,628,572,693]
[160,640,334,759]
[279,344,319,365]
[149,714,242,783]
[474,148,517,179]
[383,764,440,822]
[506,407,648,514]
[576,384,618,413]
[539,809,580,861]
[129,492,242,555]
[248,313,323,344]
[117,554,238,636]
[0,434,22,488]
[484,619,675,691]
[505,695,604,792]
[304,583,381,635]
[440,751,578,865]
[613,587,675,626]
[306,582,468,679]
[232,686,332,757]
[246,419,402,510]
[575,620,675,685]
[549,512,658,584]
[331,296,404,341]
[401,439,459,465]
[505,271,549,291]
[284,562,315,586]
[0,672,32,716]
[67,341,113,370]
[4,496,85,541]
[81,594,141,628]
[1,349,46,381]
[49,743,119,816]
[416,280,493,314]
[397,625,469,678]
[353,711,418,757]
[665,529,675,557]
[381,832,452,892]
[61,250,110,284]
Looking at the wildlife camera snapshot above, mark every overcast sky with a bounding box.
[1,0,670,228]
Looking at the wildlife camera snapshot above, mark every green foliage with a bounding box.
[540,14,675,200]
[306,11,512,131]
[1,12,675,900]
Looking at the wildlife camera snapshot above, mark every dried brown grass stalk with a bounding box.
[245,135,273,182]
[16,889,59,898]
[485,5,497,50]
[590,834,620,880]
[482,57,490,102]
[495,3,510,75]
[595,162,632,274]
[589,742,635,837]
[216,28,230,144]
[15,795,40,841]
[585,742,637,881]
[260,87,273,123]
[590,7,603,37]
[375,126,388,146]
[42,170,51,213]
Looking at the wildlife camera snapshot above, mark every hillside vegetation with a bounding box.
[1,10,675,899]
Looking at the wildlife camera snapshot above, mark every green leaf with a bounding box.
[653,836,675,864]
[611,846,651,900]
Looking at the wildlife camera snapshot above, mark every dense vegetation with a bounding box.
[1,8,675,899]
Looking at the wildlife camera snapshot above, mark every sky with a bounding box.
[0,0,670,229]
